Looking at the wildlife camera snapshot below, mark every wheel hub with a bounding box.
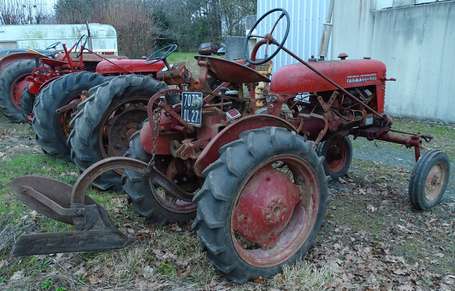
[233,166,300,248]
[105,103,147,157]
[425,164,444,200]
[326,137,347,172]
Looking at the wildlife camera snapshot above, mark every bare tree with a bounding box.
[55,0,257,53]
[0,0,54,25]
[56,0,159,57]
[219,0,256,36]
[97,0,159,57]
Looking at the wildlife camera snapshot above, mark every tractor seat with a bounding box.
[197,55,270,84]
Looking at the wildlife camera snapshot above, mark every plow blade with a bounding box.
[13,230,131,256]
[9,175,133,256]
[10,176,95,224]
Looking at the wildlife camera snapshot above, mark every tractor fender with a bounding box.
[0,52,44,71]
[194,114,296,176]
[37,75,60,92]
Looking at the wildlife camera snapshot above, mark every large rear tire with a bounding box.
[193,127,328,283]
[32,71,107,159]
[69,75,166,191]
[0,60,35,123]
[122,132,197,224]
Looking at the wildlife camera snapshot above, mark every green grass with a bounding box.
[168,51,198,74]
[167,52,196,64]
[392,118,455,157]
[0,154,77,223]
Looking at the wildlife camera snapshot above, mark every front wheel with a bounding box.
[409,150,450,210]
[317,135,352,179]
[193,127,328,283]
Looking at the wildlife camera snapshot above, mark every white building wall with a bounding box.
[0,24,118,54]
[256,0,331,71]
[331,0,455,122]
[256,0,455,122]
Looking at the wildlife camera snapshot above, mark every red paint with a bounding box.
[271,59,387,112]
[40,58,70,67]
[140,111,181,155]
[96,59,165,74]
[193,114,296,176]
[200,56,270,84]
[11,78,29,107]
[233,166,300,248]
[0,52,41,71]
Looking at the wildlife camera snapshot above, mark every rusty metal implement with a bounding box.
[9,157,151,256]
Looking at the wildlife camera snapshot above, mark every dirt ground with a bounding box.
[0,115,454,290]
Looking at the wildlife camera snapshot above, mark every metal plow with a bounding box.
[9,157,150,257]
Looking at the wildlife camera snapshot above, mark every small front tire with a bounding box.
[317,135,352,179]
[409,150,450,210]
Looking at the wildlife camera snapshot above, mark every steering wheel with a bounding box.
[146,44,178,63]
[246,8,290,65]
[45,41,61,51]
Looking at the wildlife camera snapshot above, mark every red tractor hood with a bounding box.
[270,59,386,94]
[96,59,165,74]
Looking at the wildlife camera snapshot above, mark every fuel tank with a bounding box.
[96,59,165,74]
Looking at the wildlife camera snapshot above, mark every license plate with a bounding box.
[181,92,203,127]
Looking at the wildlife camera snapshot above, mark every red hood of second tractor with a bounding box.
[96,59,165,74]
[270,59,386,94]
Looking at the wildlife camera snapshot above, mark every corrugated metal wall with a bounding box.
[257,0,330,71]
[332,0,455,122]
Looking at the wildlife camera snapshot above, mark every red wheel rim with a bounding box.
[59,109,73,138]
[151,158,198,214]
[152,186,197,213]
[325,136,348,173]
[10,76,30,108]
[58,97,84,139]
[231,154,320,267]
[99,97,148,159]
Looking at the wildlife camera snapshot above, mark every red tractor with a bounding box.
[10,9,449,283]
[0,35,102,123]
[20,35,109,120]
[31,43,176,161]
[0,50,54,123]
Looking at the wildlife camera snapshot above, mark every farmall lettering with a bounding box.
[346,73,377,84]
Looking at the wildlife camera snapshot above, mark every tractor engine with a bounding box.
[268,57,389,140]
[139,58,256,189]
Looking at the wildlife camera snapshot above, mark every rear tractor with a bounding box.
[0,33,106,123]
[32,43,178,160]
[9,9,450,283]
